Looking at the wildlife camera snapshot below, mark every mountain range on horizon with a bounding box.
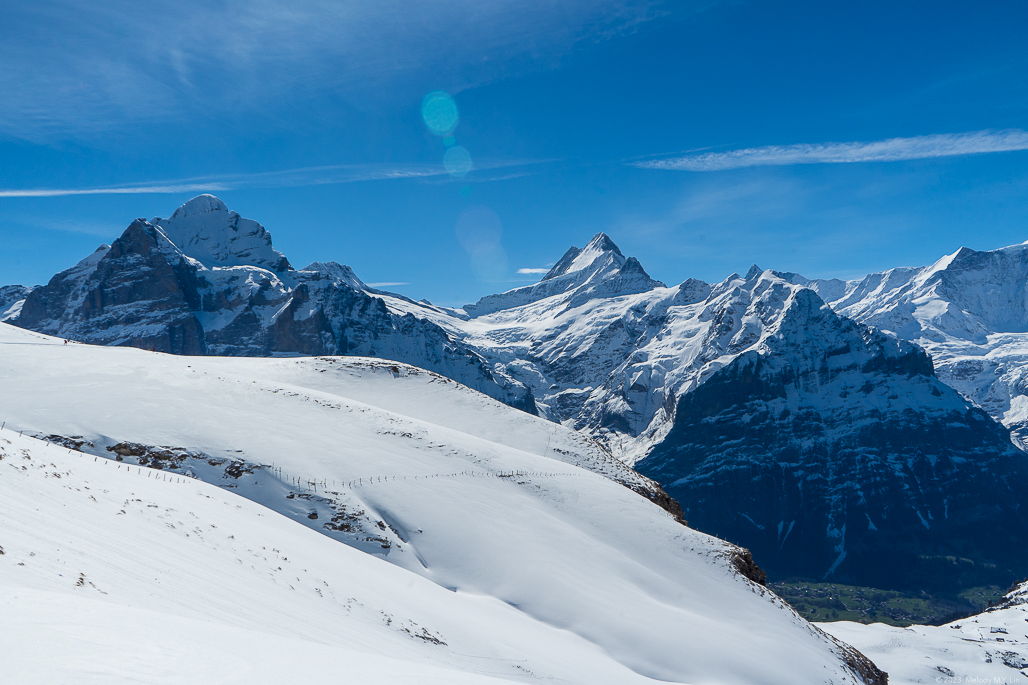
[6,194,1028,592]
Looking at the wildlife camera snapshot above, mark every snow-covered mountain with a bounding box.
[6,196,1025,593]
[634,283,1028,591]
[0,323,884,684]
[795,241,1028,452]
[456,244,1028,588]
[463,233,666,318]
[5,196,534,412]
[154,192,293,272]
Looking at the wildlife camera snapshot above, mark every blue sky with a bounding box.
[1,0,1026,306]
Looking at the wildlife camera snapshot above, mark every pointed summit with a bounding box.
[543,233,624,282]
[463,233,663,317]
[587,232,622,254]
[744,264,763,280]
[154,195,291,272]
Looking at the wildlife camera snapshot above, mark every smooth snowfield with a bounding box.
[0,323,876,684]
[0,431,622,685]
[3,588,517,685]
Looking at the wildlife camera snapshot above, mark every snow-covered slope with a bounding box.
[822,580,1028,683]
[0,431,630,685]
[0,323,883,684]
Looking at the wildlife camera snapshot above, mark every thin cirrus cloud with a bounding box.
[516,268,550,274]
[0,158,545,198]
[366,282,411,288]
[0,0,672,140]
[0,183,232,199]
[634,130,1028,172]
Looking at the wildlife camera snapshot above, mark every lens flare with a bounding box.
[444,146,473,177]
[455,205,507,281]
[421,91,459,136]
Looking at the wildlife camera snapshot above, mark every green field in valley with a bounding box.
[770,581,1006,627]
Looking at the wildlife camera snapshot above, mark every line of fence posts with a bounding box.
[1,422,583,495]
[0,421,190,483]
[262,465,577,495]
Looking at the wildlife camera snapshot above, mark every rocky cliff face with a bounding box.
[636,286,1028,591]
[7,196,534,413]
[18,221,206,354]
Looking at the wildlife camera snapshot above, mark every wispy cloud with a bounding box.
[367,282,410,288]
[0,0,677,140]
[516,268,549,274]
[0,158,542,198]
[0,184,232,199]
[634,130,1028,172]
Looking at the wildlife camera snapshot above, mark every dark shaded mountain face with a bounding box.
[8,197,534,414]
[636,288,1028,592]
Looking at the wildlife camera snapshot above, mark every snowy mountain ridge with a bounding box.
[6,195,1028,590]
[792,239,1028,450]
[5,197,534,412]
[462,233,666,318]
[374,238,1028,588]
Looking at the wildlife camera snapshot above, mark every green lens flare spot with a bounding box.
[444,146,473,177]
[421,91,459,136]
